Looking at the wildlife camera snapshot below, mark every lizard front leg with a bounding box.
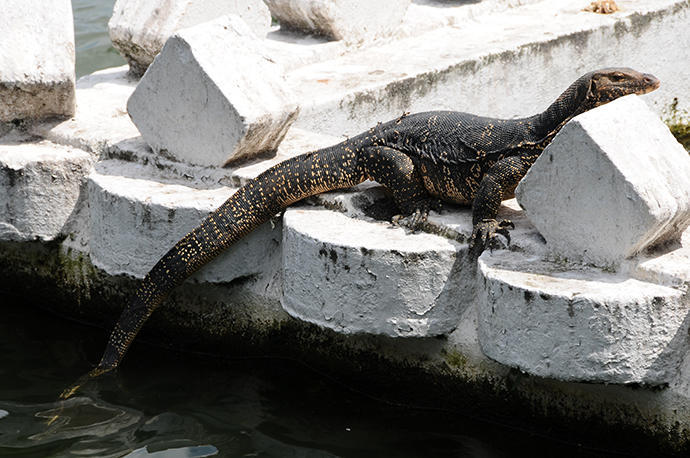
[470,156,531,256]
[361,146,442,231]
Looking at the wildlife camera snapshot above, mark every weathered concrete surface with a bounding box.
[287,0,689,137]
[633,230,690,289]
[0,134,93,242]
[253,0,545,74]
[477,249,690,385]
[0,0,75,122]
[31,66,139,154]
[32,3,688,168]
[88,162,282,296]
[29,66,342,193]
[127,16,299,168]
[399,0,544,36]
[265,0,411,43]
[109,0,271,76]
[282,207,472,337]
[516,96,690,267]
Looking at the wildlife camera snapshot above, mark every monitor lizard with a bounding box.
[84,67,660,381]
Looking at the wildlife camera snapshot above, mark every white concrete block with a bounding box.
[287,0,689,138]
[88,162,282,284]
[477,250,690,385]
[632,228,690,289]
[127,16,299,167]
[0,0,75,121]
[0,136,92,242]
[281,207,472,337]
[109,0,271,76]
[515,96,690,267]
[31,66,140,154]
[265,0,411,43]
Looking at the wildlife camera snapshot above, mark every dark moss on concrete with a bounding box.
[664,98,690,151]
[2,239,690,455]
[670,123,690,150]
[442,348,469,371]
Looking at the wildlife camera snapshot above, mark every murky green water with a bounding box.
[74,0,125,78]
[0,298,613,458]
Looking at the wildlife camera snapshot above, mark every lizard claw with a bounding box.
[392,208,428,232]
[469,219,514,257]
[392,198,442,233]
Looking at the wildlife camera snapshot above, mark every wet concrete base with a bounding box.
[1,235,689,456]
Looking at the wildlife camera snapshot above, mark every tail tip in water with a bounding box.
[59,364,116,400]
[59,383,81,401]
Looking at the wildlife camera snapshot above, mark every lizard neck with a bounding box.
[526,73,596,143]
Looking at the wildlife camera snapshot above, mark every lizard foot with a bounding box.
[392,198,442,232]
[469,219,514,257]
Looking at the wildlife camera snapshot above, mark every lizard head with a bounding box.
[587,68,660,106]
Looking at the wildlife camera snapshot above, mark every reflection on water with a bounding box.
[1,397,140,456]
[73,0,126,77]
[125,445,219,457]
[0,298,615,457]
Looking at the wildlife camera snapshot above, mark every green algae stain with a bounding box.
[669,123,690,151]
[443,348,469,370]
[664,98,690,151]
[58,247,98,284]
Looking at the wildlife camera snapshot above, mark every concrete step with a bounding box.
[109,0,271,76]
[0,132,93,242]
[30,66,341,189]
[31,1,688,168]
[281,206,468,337]
[0,0,76,122]
[286,0,688,136]
[87,161,282,290]
[477,248,690,385]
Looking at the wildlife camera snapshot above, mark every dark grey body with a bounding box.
[66,68,658,386]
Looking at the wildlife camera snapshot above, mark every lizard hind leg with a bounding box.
[361,145,441,232]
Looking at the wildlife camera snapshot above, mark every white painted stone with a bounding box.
[261,31,347,73]
[516,96,690,267]
[477,250,690,385]
[287,0,688,137]
[127,16,299,168]
[232,127,341,186]
[281,207,473,337]
[31,66,140,154]
[0,0,75,121]
[88,162,282,284]
[632,227,690,289]
[109,0,271,76]
[399,0,544,39]
[0,135,93,242]
[32,2,687,161]
[265,0,411,43]
[28,66,338,192]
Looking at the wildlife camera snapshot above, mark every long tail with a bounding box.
[94,144,364,375]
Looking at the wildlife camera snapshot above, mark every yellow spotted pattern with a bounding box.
[95,68,658,374]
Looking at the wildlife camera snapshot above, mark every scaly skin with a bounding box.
[85,67,659,380]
